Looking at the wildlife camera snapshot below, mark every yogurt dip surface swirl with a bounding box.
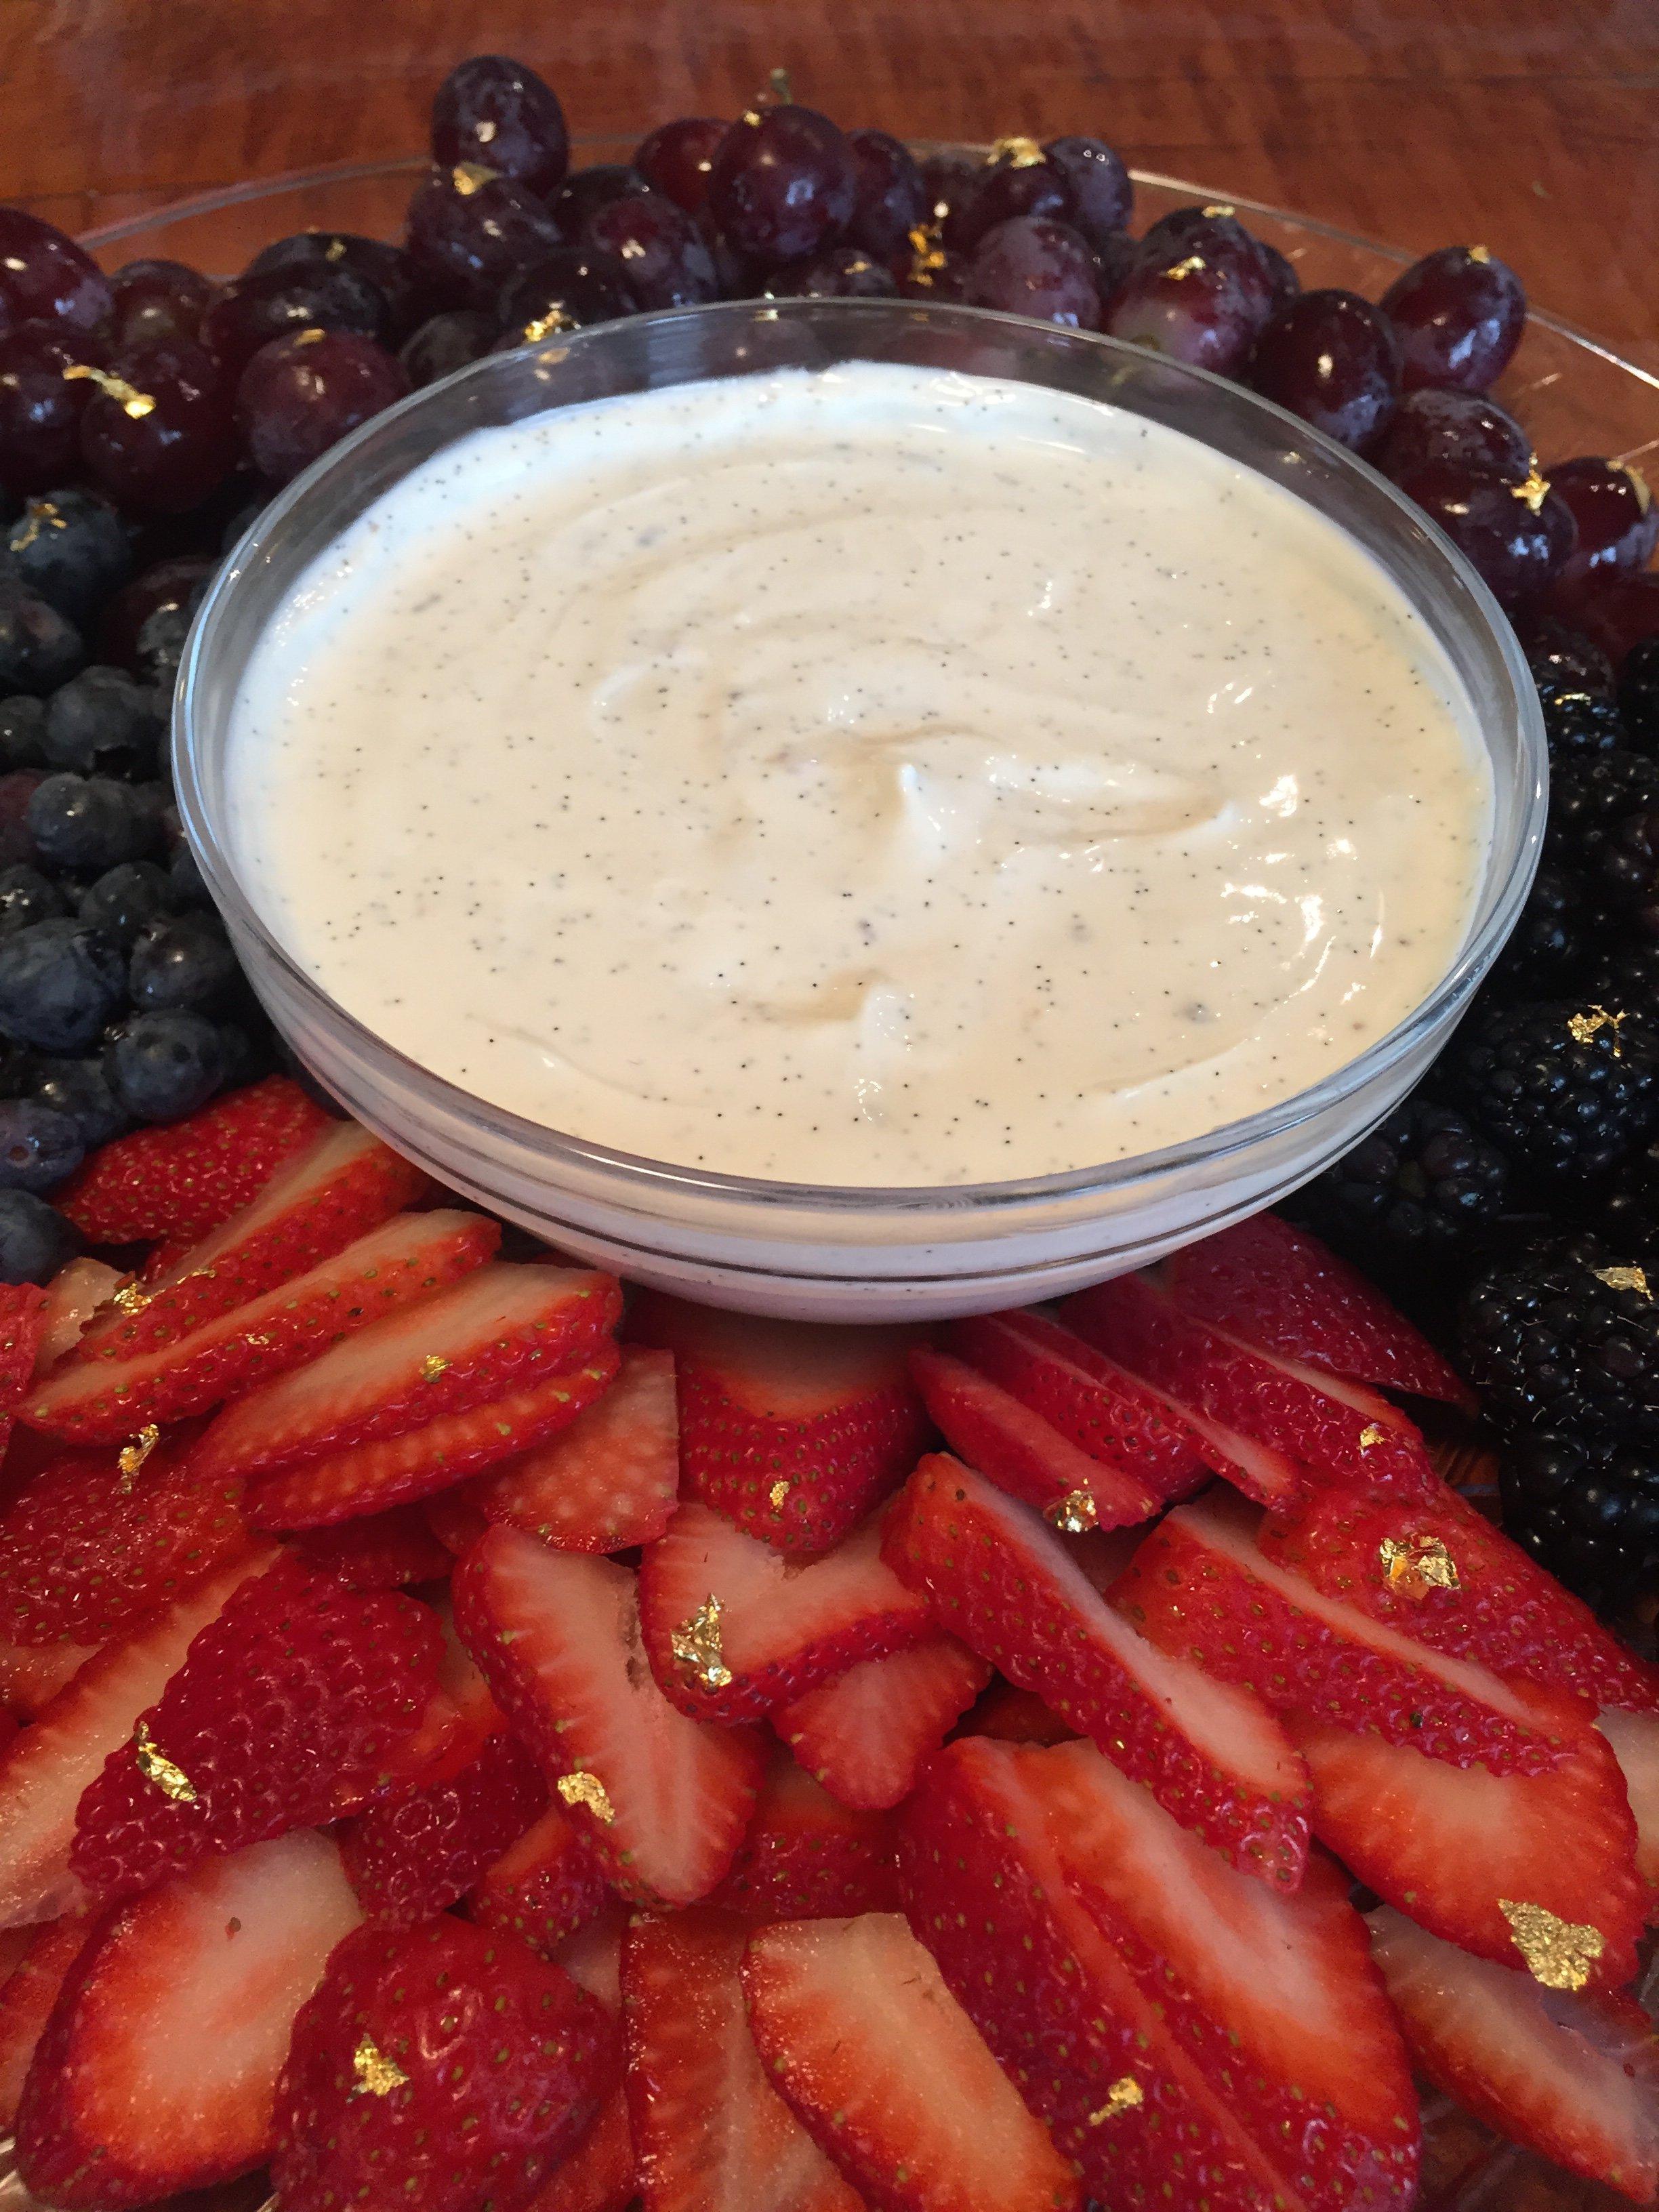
[226,359,1490,1187]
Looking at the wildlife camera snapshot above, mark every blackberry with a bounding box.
[1523,615,1616,702]
[1298,1099,1509,1264]
[1451,998,1659,1183]
[1483,862,1595,997]
[1546,749,1659,872]
[1598,810,1659,938]
[1585,940,1659,1023]
[1622,637,1659,752]
[1498,1428,1659,1605]
[1599,1138,1659,1256]
[1539,689,1624,760]
[1460,1236,1659,1444]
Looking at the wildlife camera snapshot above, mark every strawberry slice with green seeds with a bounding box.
[883,1453,1310,1887]
[773,1637,991,1811]
[0,1913,93,2128]
[26,1209,501,1443]
[192,1261,621,1484]
[708,1750,900,1920]
[465,1342,678,1553]
[467,1801,611,1961]
[340,1728,548,1926]
[1595,1705,1659,1889]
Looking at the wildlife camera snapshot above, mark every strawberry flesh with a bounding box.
[16,1830,363,2212]
[741,1910,1082,2212]
[467,1343,678,1552]
[453,1529,763,1907]
[468,1802,612,1961]
[883,1454,1311,1886]
[708,1751,900,1919]
[70,1554,444,1903]
[340,1728,547,1925]
[639,1500,935,1722]
[1596,1706,1659,1889]
[909,1346,1160,1525]
[774,1636,992,1811]
[0,1912,91,2127]
[291,1500,454,1589]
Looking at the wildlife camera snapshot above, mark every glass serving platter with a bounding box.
[0,142,1638,2212]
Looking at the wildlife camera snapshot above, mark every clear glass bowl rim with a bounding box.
[173,291,1548,1220]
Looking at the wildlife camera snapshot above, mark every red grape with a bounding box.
[430,54,569,199]
[967,216,1102,330]
[706,105,857,264]
[243,233,430,343]
[1105,247,1258,375]
[1380,244,1525,393]
[634,118,729,216]
[0,210,112,334]
[234,329,410,484]
[918,150,983,228]
[845,130,928,260]
[398,308,497,388]
[944,154,1071,257]
[100,556,216,674]
[405,169,565,311]
[1396,460,1575,607]
[1043,136,1132,244]
[584,194,718,311]
[201,263,390,377]
[1374,387,1533,486]
[548,165,649,238]
[772,245,898,299]
[1548,457,1658,593]
[1250,288,1400,451]
[1254,240,1301,314]
[0,323,103,495]
[1550,569,1659,672]
[495,250,632,346]
[107,260,220,351]
[79,339,235,514]
[1134,206,1278,326]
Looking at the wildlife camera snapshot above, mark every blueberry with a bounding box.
[0,920,125,1051]
[43,667,164,776]
[0,1189,79,1284]
[127,908,236,1011]
[5,491,134,625]
[0,1095,83,1192]
[0,589,86,696]
[169,841,208,906]
[104,1009,225,1122]
[78,859,178,947]
[134,598,195,696]
[0,865,65,937]
[26,775,155,872]
[23,1053,127,1148]
[0,697,46,771]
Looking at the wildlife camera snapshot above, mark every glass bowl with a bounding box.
[174,295,1546,1322]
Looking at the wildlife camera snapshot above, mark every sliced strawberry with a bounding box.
[743,1911,1082,2212]
[639,1500,935,1723]
[1063,1273,1438,1500]
[773,1637,992,1811]
[28,1208,501,1444]
[1164,1212,1477,1408]
[0,1284,44,1456]
[33,1261,124,1374]
[292,1501,455,1589]
[909,1347,1159,1528]
[1262,1481,1659,1717]
[527,2086,635,2212]
[16,1829,363,2210]
[1289,1696,1645,1990]
[453,1528,762,1907]
[0,1436,247,1647]
[70,1554,445,1903]
[1111,1490,1570,1771]
[246,1348,620,1528]
[629,1292,930,1557]
[468,1343,678,1552]
[946,1309,1215,1501]
[273,1914,617,2212]
[898,1734,1420,2212]
[56,1077,331,1246]
[193,1261,621,1484]
[0,1912,92,2126]
[883,1454,1310,1887]
[1596,1706,1659,1889]
[709,1750,899,1919]
[622,1906,863,2212]
[468,1802,611,1960]
[426,1485,490,1555]
[340,1729,547,1925]
[0,1549,276,1927]
[1370,1904,1659,2202]
[555,1899,628,2012]
[72,1120,429,1365]
[952,1679,1079,1747]
[0,1635,101,1720]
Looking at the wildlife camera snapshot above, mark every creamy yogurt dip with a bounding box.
[227,359,1490,1187]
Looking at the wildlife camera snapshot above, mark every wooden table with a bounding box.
[1,0,1654,369]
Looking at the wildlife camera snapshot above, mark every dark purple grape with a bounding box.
[430,54,569,199]
[99,556,213,676]
[967,217,1102,331]
[1397,462,1575,607]
[495,251,632,347]
[0,324,102,496]
[1373,387,1533,487]
[1254,241,1300,314]
[1105,248,1258,375]
[243,233,429,343]
[234,330,410,485]
[398,308,496,389]
[918,151,983,228]
[1042,136,1132,245]
[944,154,1071,258]
[634,119,730,216]
[79,338,235,515]
[1380,245,1526,394]
[1092,231,1139,316]
[583,194,718,311]
[771,245,897,300]
[1133,205,1277,327]
[405,170,564,312]
[0,211,112,335]
[1549,457,1659,594]
[1249,288,1400,452]
[201,263,390,378]
[705,106,857,265]
[844,130,928,261]
[107,260,220,351]
[547,165,649,237]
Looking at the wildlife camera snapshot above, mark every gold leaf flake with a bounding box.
[451,162,497,194]
[1046,1488,1099,1535]
[133,1720,197,1804]
[1358,1423,1387,1450]
[1568,1005,1622,1050]
[1086,2076,1144,2124]
[351,2034,409,2097]
[671,1595,733,1690]
[1378,1533,1460,1600]
[60,364,156,417]
[1202,202,1237,218]
[1167,253,1208,279]
[420,1354,451,1381]
[116,1424,161,1494]
[1499,1900,1604,1990]
[520,309,576,343]
[989,135,1044,168]
[1595,1265,1651,1297]
[1511,464,1549,515]
[112,1282,152,1315]
[769,1479,791,1511]
[557,1770,615,1824]
[1469,243,1492,264]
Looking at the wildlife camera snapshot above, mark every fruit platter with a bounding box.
[0,44,1650,2212]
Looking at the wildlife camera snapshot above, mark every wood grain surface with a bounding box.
[1,0,1654,363]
